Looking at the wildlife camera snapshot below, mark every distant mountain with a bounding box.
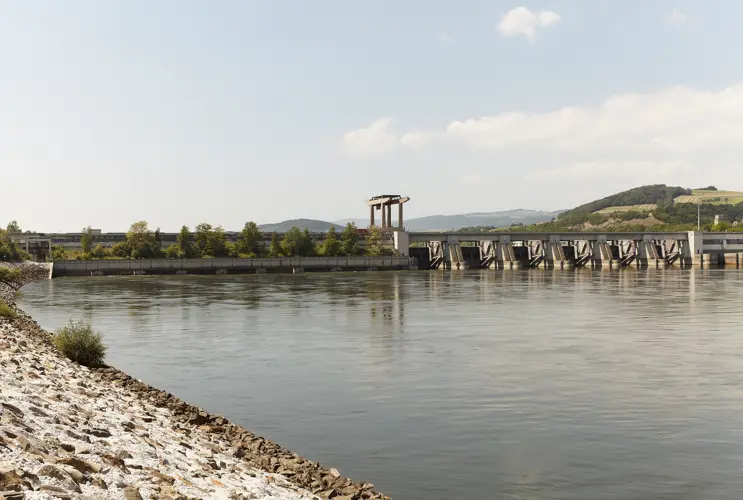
[403,210,561,231]
[332,218,369,228]
[259,219,343,233]
[335,210,561,231]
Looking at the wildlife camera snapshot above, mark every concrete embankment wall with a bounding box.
[51,257,417,277]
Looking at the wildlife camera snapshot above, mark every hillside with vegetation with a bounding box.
[490,185,743,233]
[560,185,691,218]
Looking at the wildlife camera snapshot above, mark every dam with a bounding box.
[395,231,743,269]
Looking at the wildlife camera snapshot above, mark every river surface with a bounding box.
[17,270,743,500]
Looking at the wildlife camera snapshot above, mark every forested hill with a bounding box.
[559,185,690,219]
[506,184,743,232]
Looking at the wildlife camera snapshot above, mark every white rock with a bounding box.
[0,317,320,500]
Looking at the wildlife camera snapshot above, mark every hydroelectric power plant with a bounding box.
[10,195,743,274]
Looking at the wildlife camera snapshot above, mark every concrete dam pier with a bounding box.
[395,231,743,270]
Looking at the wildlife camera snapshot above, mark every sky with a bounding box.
[2,0,743,232]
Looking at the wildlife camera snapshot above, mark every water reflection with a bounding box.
[16,269,743,500]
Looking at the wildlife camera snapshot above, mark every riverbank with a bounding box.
[0,277,390,499]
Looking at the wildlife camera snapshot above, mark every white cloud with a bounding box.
[524,161,688,182]
[341,84,743,190]
[401,84,743,155]
[497,6,561,39]
[668,8,687,25]
[339,118,398,156]
[400,131,438,150]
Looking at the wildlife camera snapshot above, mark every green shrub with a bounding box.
[0,301,16,319]
[165,243,180,258]
[91,244,110,259]
[53,320,107,367]
[50,245,68,261]
[110,241,131,258]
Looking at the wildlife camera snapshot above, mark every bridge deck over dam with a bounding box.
[395,231,743,270]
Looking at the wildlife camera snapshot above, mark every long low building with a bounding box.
[21,230,332,248]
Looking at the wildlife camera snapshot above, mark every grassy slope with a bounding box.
[674,189,743,205]
[595,204,657,214]
[596,189,743,214]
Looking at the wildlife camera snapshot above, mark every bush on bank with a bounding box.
[53,320,107,367]
[0,301,16,319]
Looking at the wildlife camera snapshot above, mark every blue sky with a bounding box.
[2,1,742,231]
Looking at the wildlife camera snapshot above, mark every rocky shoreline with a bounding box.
[0,267,390,500]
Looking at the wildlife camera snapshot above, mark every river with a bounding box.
[17,269,743,500]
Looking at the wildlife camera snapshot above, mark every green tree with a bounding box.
[194,223,213,256]
[280,227,305,257]
[365,225,384,256]
[6,221,21,233]
[126,221,153,258]
[319,227,341,256]
[194,223,228,257]
[0,231,24,262]
[340,223,360,256]
[236,221,263,257]
[365,225,395,256]
[268,233,282,257]
[177,225,195,258]
[209,226,228,257]
[81,226,94,255]
[300,229,316,256]
[149,228,164,258]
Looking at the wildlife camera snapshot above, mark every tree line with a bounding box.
[0,221,30,262]
[63,221,396,261]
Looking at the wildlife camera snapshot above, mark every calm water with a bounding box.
[17,270,743,500]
